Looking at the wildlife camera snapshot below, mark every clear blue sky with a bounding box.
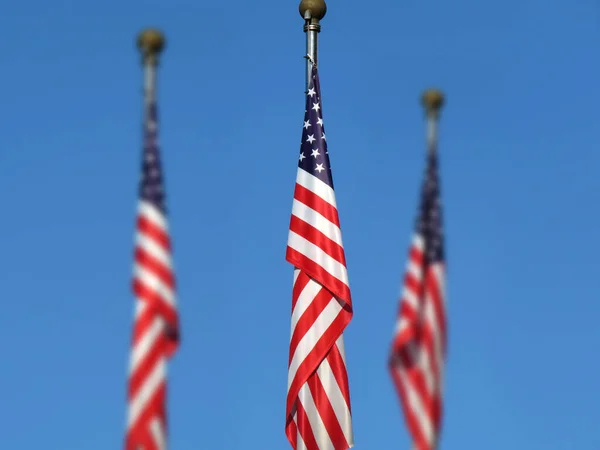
[1,1,599,448]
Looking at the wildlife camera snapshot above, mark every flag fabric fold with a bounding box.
[388,143,447,450]
[126,100,180,450]
[285,66,354,450]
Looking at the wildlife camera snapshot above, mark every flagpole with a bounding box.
[299,0,327,91]
[421,89,445,152]
[137,28,165,106]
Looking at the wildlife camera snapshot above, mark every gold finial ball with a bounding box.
[299,0,327,20]
[137,28,165,56]
[421,89,445,114]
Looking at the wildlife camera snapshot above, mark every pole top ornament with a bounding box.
[299,0,327,20]
[421,89,445,117]
[137,28,165,65]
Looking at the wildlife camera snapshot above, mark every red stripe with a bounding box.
[132,279,178,329]
[126,381,166,450]
[389,366,432,450]
[326,344,351,411]
[129,337,166,399]
[131,303,156,345]
[135,247,175,290]
[293,184,341,228]
[307,374,350,449]
[289,215,347,266]
[409,245,423,265]
[286,247,352,306]
[289,286,332,365]
[288,401,319,450]
[292,270,311,311]
[137,216,171,250]
[426,267,447,354]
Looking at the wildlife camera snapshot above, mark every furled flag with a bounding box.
[388,135,447,450]
[285,65,354,450]
[126,97,180,450]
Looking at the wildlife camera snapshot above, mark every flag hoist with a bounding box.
[126,28,180,450]
[388,90,447,450]
[285,1,355,449]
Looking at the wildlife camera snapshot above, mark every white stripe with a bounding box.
[298,383,335,450]
[129,316,164,374]
[293,268,300,285]
[293,412,308,450]
[136,232,172,268]
[396,366,435,447]
[317,358,353,446]
[287,231,349,287]
[138,201,168,231]
[401,288,419,310]
[133,264,176,308]
[150,417,167,450]
[414,338,435,396]
[295,169,338,208]
[335,335,347,364]
[412,234,424,251]
[395,290,440,398]
[290,278,323,341]
[291,199,343,246]
[398,286,443,398]
[395,318,410,336]
[424,278,445,393]
[288,296,343,390]
[432,264,446,306]
[406,260,422,282]
[128,357,166,429]
[134,298,148,318]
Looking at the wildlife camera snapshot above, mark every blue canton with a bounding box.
[298,67,334,189]
[416,148,445,264]
[140,101,166,213]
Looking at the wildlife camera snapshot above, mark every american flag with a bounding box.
[285,66,354,450]
[388,137,447,450]
[126,98,179,450]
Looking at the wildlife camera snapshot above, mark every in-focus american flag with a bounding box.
[388,141,447,450]
[285,66,354,450]
[126,98,180,450]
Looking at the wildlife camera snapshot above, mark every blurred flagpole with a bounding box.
[422,89,444,153]
[138,29,162,111]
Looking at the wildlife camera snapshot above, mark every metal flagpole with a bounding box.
[421,88,445,152]
[137,28,165,111]
[299,0,327,91]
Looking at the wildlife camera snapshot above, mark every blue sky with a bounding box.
[1,0,599,448]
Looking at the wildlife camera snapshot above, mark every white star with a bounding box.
[303,120,311,129]
[322,133,326,141]
[148,121,157,131]
[315,163,325,173]
[311,148,320,158]
[308,88,316,97]
[312,102,320,112]
[299,152,306,161]
[306,135,316,144]
[145,153,155,162]
[317,117,323,126]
